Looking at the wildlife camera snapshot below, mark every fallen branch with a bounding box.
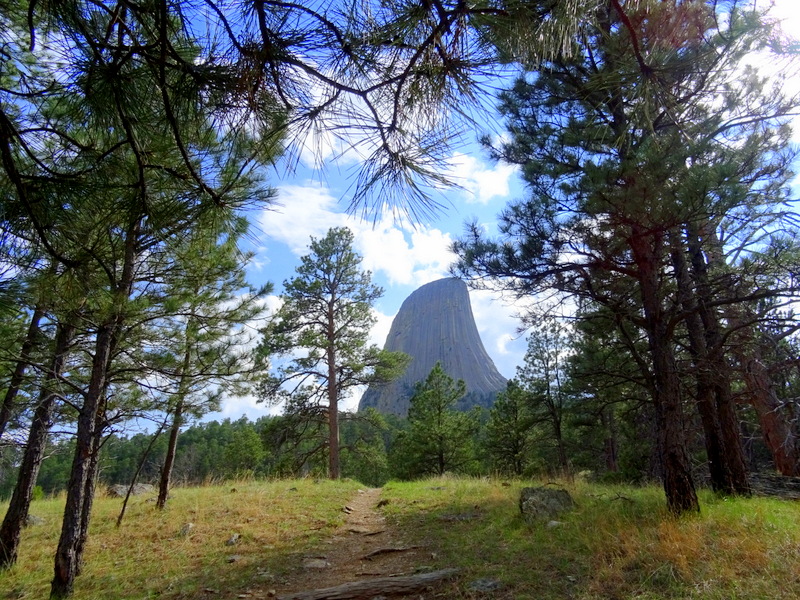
[362,545,422,560]
[277,568,459,600]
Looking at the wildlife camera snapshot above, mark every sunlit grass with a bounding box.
[380,477,800,600]
[3,476,800,599]
[1,478,363,599]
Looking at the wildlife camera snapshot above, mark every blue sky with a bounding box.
[207,0,800,422]
[225,137,532,418]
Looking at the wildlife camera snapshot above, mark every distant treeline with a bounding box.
[1,397,778,500]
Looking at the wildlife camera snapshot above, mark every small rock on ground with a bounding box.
[468,578,503,593]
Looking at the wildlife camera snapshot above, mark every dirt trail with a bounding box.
[273,487,435,598]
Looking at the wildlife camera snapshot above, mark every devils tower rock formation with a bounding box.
[359,277,506,415]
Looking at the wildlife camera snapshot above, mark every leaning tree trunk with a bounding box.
[0,322,74,568]
[0,305,45,438]
[738,344,799,476]
[704,228,799,476]
[157,317,194,509]
[631,227,699,514]
[725,313,798,475]
[157,398,184,509]
[51,218,139,599]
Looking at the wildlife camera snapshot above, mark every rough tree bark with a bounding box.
[0,322,74,568]
[51,218,140,599]
[278,568,459,600]
[704,229,798,476]
[685,223,750,494]
[327,303,340,480]
[0,305,45,438]
[630,227,699,514]
[670,233,750,495]
[739,345,799,476]
[50,324,113,598]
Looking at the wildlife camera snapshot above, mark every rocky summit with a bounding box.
[358,277,507,415]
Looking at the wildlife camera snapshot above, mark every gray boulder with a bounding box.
[519,487,575,523]
[107,483,155,498]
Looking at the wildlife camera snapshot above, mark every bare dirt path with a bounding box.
[272,487,441,599]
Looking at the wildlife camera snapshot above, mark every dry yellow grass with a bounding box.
[381,478,800,600]
[4,477,800,600]
[1,478,363,599]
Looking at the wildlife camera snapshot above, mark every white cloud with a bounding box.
[357,221,455,287]
[445,152,517,205]
[258,182,457,287]
[369,308,395,348]
[257,183,347,253]
[212,393,279,422]
[468,289,527,379]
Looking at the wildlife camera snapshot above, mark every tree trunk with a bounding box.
[630,228,699,514]
[75,419,103,577]
[684,223,750,494]
[277,568,459,600]
[118,425,165,527]
[0,322,73,569]
[157,397,184,509]
[553,418,569,474]
[740,348,799,475]
[600,408,619,473]
[158,323,194,508]
[51,218,140,599]
[327,307,340,480]
[50,324,114,599]
[0,305,45,438]
[670,235,747,495]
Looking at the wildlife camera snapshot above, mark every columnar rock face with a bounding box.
[358,277,507,415]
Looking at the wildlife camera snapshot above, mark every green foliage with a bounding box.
[260,227,408,478]
[482,381,536,476]
[258,409,329,478]
[261,227,407,408]
[454,1,800,512]
[19,418,274,495]
[224,427,267,477]
[390,363,480,479]
[340,409,392,487]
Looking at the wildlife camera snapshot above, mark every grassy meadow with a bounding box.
[2,477,800,599]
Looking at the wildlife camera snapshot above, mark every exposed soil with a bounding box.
[271,488,441,599]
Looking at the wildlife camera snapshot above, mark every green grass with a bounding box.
[1,478,363,599]
[379,476,800,599]
[3,476,800,599]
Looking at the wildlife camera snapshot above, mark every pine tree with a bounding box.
[515,320,574,474]
[483,381,535,477]
[260,227,408,479]
[390,363,480,478]
[454,1,799,513]
[152,220,270,509]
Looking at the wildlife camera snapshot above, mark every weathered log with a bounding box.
[277,568,459,600]
[362,545,422,560]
